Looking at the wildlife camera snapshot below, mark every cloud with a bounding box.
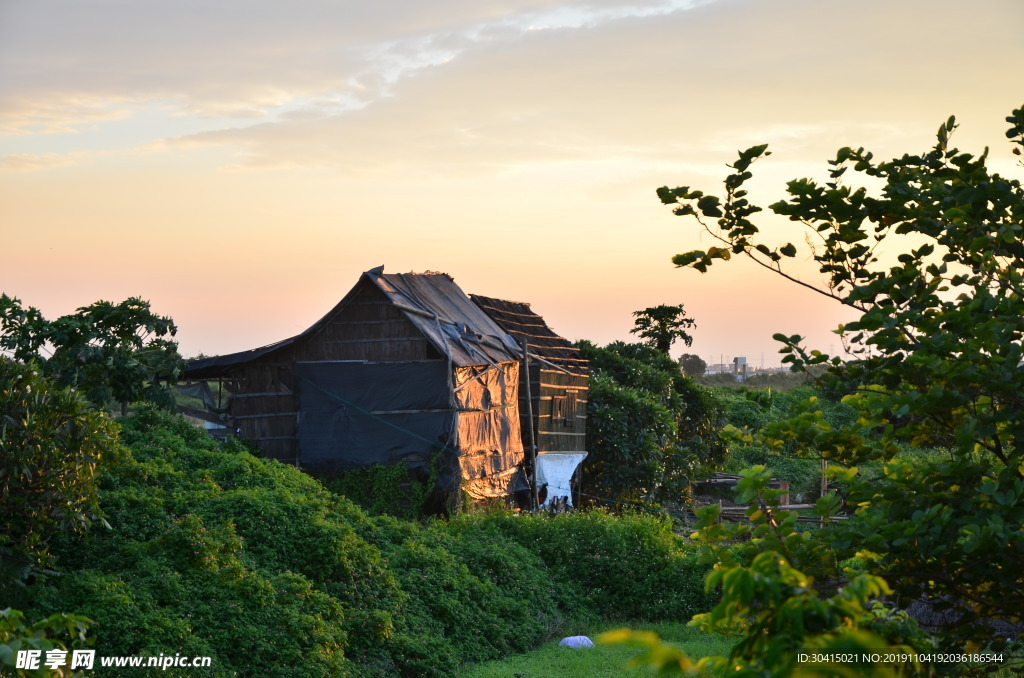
[0,96,134,135]
[152,0,1023,177]
[0,0,714,136]
[3,0,1021,180]
[0,151,88,172]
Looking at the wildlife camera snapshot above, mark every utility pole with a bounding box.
[521,338,539,512]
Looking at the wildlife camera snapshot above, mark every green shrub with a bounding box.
[722,398,768,431]
[324,460,438,520]
[464,510,714,621]
[725,445,821,499]
[577,341,727,505]
[22,407,715,677]
[30,406,387,676]
[357,510,714,676]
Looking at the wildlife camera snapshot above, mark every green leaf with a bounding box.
[656,186,679,204]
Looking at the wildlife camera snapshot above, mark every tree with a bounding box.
[630,304,696,355]
[0,296,184,414]
[577,340,726,505]
[647,106,1024,674]
[0,358,119,583]
[678,353,706,377]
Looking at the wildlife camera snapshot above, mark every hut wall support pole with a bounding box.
[521,338,539,513]
[819,455,827,528]
[575,459,582,509]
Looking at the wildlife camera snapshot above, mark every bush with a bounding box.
[464,510,714,621]
[324,460,438,520]
[0,608,93,678]
[381,525,571,674]
[577,341,726,505]
[346,508,716,676]
[22,407,715,677]
[30,406,392,676]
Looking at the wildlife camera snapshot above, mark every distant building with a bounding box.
[705,363,731,375]
[734,356,748,382]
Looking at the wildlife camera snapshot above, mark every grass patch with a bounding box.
[462,621,733,678]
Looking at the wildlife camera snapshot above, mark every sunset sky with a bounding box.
[2,0,1021,367]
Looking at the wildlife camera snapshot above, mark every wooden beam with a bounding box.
[390,300,457,325]
[295,359,444,365]
[233,412,297,420]
[535,414,588,420]
[522,337,539,513]
[453,364,499,393]
[231,391,294,398]
[719,504,815,511]
[326,337,426,344]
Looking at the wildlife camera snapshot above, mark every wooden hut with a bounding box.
[470,295,589,506]
[184,267,527,499]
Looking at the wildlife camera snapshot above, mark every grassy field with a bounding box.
[463,622,732,678]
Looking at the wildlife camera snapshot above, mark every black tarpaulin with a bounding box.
[294,360,454,474]
[295,360,525,498]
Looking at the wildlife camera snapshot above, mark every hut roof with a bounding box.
[469,294,587,374]
[369,269,520,366]
[184,336,298,378]
[185,267,521,379]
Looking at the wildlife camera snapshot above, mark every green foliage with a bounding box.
[630,304,696,354]
[657,107,1024,672]
[714,387,859,498]
[0,295,184,413]
[463,510,715,621]
[677,353,706,377]
[374,521,572,675]
[0,358,119,582]
[18,407,715,677]
[30,407,372,677]
[577,341,727,504]
[737,369,816,390]
[614,468,932,676]
[0,608,93,678]
[598,628,699,675]
[325,458,439,520]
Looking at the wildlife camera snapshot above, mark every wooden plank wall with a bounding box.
[294,280,438,362]
[526,365,589,453]
[230,369,298,464]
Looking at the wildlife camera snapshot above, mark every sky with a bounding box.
[1,0,1022,367]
